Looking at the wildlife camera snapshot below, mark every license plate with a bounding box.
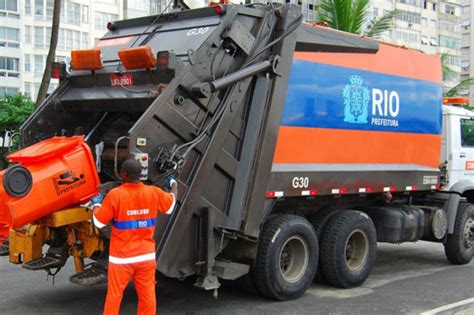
[110,73,134,86]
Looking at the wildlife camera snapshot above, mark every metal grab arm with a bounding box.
[192,58,278,96]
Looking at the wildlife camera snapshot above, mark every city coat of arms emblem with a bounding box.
[343,75,370,124]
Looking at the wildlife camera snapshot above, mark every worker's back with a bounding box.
[95,182,174,263]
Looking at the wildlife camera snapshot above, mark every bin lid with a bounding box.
[8,136,85,163]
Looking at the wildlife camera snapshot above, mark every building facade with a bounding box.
[461,0,473,104]
[237,0,464,90]
[0,0,162,100]
[0,0,466,100]
[0,0,22,96]
[371,0,463,92]
[22,0,127,99]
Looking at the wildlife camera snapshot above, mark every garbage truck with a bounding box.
[0,3,473,301]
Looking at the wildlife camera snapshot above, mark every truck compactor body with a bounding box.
[0,4,473,301]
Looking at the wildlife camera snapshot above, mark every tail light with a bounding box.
[51,62,67,80]
[209,0,229,14]
[118,45,156,70]
[213,5,226,15]
[71,49,103,71]
[157,51,177,71]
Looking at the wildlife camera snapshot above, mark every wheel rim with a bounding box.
[278,235,309,283]
[344,229,369,272]
[463,216,474,249]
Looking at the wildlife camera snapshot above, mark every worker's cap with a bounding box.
[120,159,142,181]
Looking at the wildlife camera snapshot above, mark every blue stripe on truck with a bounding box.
[281,60,442,135]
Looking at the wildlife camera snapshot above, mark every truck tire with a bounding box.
[320,210,376,288]
[234,260,259,295]
[255,215,318,300]
[234,272,259,295]
[310,209,341,283]
[444,202,474,265]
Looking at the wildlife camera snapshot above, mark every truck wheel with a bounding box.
[321,210,376,288]
[310,209,341,283]
[255,215,318,300]
[444,202,474,265]
[234,260,259,295]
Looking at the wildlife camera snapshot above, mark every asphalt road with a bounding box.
[1,241,473,315]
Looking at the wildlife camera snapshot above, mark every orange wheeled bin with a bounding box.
[0,136,100,236]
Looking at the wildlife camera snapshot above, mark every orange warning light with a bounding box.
[71,49,103,71]
[118,45,157,70]
[443,97,469,105]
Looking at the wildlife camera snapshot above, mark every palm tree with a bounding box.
[441,53,474,98]
[317,0,398,38]
[36,0,61,106]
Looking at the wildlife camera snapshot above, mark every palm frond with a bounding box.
[350,0,370,34]
[445,78,474,97]
[318,0,395,37]
[318,0,353,32]
[365,9,400,38]
[318,0,338,28]
[440,52,457,82]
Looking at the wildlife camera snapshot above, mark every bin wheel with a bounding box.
[254,214,318,300]
[320,210,377,288]
[444,202,474,265]
[3,165,32,197]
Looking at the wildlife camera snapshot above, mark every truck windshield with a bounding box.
[460,118,474,147]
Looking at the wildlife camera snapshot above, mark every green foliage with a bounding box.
[0,94,35,131]
[0,94,35,169]
[318,0,397,38]
[445,78,474,98]
[441,52,457,82]
[441,52,474,98]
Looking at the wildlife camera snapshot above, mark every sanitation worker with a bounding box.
[90,159,178,315]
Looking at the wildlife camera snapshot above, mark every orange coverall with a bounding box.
[93,182,175,315]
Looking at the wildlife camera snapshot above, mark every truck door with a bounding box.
[450,115,474,185]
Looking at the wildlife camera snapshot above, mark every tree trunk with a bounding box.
[36,0,61,106]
